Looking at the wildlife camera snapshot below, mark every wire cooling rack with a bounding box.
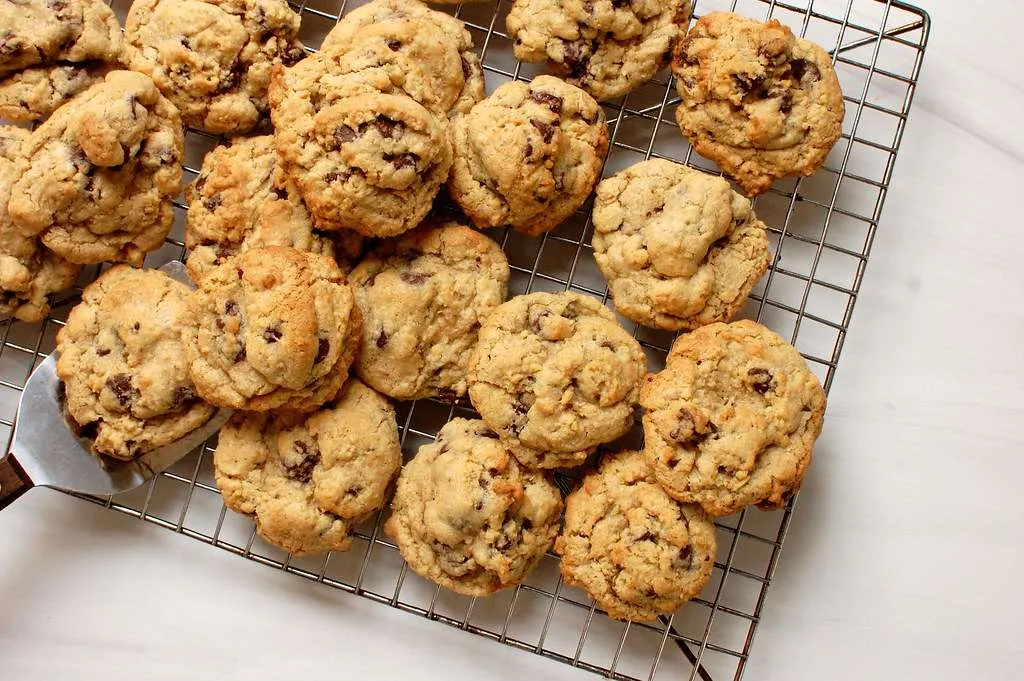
[0,0,929,679]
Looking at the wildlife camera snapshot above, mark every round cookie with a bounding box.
[448,76,608,236]
[592,158,770,330]
[0,126,79,323]
[184,135,355,282]
[125,0,305,134]
[385,418,564,596]
[672,12,845,196]
[6,70,184,266]
[555,450,716,621]
[0,0,122,77]
[55,266,216,460]
[349,221,509,401]
[182,246,362,412]
[640,319,827,516]
[468,291,646,469]
[0,62,113,122]
[269,78,452,237]
[215,377,401,555]
[320,0,485,118]
[507,0,691,102]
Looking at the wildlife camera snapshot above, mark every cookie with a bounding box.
[0,62,113,122]
[6,70,184,266]
[348,221,509,401]
[269,76,453,237]
[0,0,122,77]
[555,450,715,621]
[385,418,564,596]
[124,0,305,134]
[592,158,770,330]
[215,377,401,555]
[640,319,826,516]
[507,0,691,102]
[55,266,215,460]
[182,246,361,412]
[468,292,646,469]
[184,135,354,282]
[320,0,484,118]
[0,126,79,323]
[448,76,608,236]
[672,12,845,196]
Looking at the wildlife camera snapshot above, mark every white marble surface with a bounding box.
[3,0,1024,679]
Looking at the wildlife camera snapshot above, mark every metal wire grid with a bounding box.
[0,0,929,679]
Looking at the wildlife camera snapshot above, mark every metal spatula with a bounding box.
[0,352,230,511]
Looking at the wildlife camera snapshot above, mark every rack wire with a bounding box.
[0,0,929,679]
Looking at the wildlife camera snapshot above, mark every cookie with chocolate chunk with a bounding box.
[448,76,607,236]
[385,418,564,596]
[640,319,826,516]
[215,377,401,555]
[0,0,122,77]
[672,12,845,196]
[6,70,184,266]
[125,0,305,133]
[182,246,361,412]
[55,266,215,460]
[0,62,112,122]
[468,292,646,469]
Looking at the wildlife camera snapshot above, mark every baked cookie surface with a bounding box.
[448,75,607,236]
[215,377,401,555]
[0,126,78,323]
[349,221,509,401]
[184,135,349,282]
[385,418,564,596]
[55,266,215,460]
[672,12,845,196]
[6,70,184,266]
[507,0,691,101]
[468,292,646,469]
[0,0,122,77]
[0,62,113,122]
[182,246,361,412]
[556,450,715,621]
[592,158,769,330]
[125,0,305,133]
[640,319,826,516]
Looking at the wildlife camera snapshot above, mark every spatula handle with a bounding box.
[0,454,32,510]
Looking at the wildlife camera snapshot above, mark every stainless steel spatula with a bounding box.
[0,352,230,510]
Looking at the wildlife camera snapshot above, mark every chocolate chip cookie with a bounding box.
[215,377,401,555]
[0,62,112,122]
[448,76,608,236]
[673,12,845,196]
[0,126,79,323]
[507,0,691,102]
[184,135,351,282]
[182,246,361,412]
[385,418,564,596]
[6,70,184,266]
[640,319,826,516]
[349,221,509,401]
[55,266,215,460]
[269,75,453,237]
[320,0,484,118]
[468,292,646,469]
[555,450,715,621]
[592,158,770,330]
[0,0,123,77]
[124,0,305,134]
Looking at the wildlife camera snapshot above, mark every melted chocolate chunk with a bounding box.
[315,338,330,364]
[435,387,458,405]
[384,152,418,170]
[106,373,137,408]
[386,39,401,52]
[96,347,111,357]
[790,59,820,84]
[373,116,402,139]
[530,119,556,144]
[323,169,351,183]
[172,386,197,407]
[399,271,431,285]
[334,124,356,144]
[283,46,306,65]
[375,329,388,348]
[747,367,773,394]
[262,327,282,343]
[203,195,222,212]
[529,91,563,114]
[286,441,320,483]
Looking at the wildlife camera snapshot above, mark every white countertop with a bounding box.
[3,1,1023,679]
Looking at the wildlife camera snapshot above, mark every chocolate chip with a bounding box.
[734,73,766,96]
[669,409,711,449]
[436,387,458,404]
[315,338,330,364]
[522,518,532,530]
[172,386,197,407]
[637,531,654,542]
[790,59,820,84]
[563,42,589,78]
[479,430,499,439]
[225,300,238,315]
[384,152,418,170]
[513,401,528,416]
[234,347,247,363]
[611,0,629,8]
[529,91,563,114]
[779,91,794,114]
[193,174,207,192]
[334,124,356,144]
[373,116,402,139]
[399,271,431,285]
[386,39,401,51]
[323,169,351,183]
[203,195,222,212]
[460,55,473,79]
[283,46,305,65]
[524,142,533,158]
[748,367,774,394]
[474,500,483,510]
[270,185,288,199]
[106,373,137,408]
[528,308,550,332]
[530,119,556,143]
[263,327,282,343]
[216,61,244,93]
[96,347,110,356]
[131,321,140,332]
[375,329,388,348]
[345,487,362,497]
[286,443,320,483]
